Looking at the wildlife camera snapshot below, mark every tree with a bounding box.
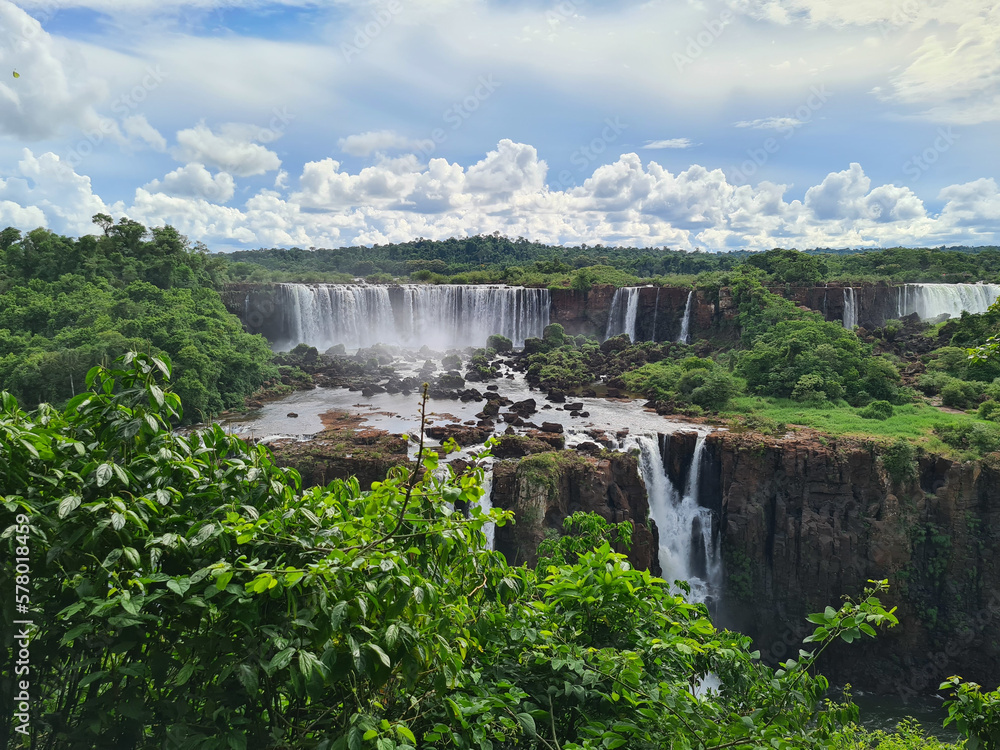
[1,353,908,749]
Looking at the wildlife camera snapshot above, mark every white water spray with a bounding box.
[842,288,857,329]
[896,283,1000,321]
[277,284,550,351]
[632,434,721,604]
[605,287,641,341]
[678,290,694,343]
[479,469,495,551]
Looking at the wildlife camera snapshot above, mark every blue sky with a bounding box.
[0,0,997,251]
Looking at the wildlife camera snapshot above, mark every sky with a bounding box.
[0,0,997,252]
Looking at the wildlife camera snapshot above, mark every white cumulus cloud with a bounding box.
[172,122,281,177]
[143,163,235,203]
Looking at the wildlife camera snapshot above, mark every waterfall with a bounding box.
[277,284,550,351]
[479,470,495,551]
[896,283,1000,321]
[678,290,694,344]
[632,434,721,605]
[606,287,641,341]
[842,288,857,329]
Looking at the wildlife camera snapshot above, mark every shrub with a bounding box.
[979,399,1000,422]
[542,322,567,347]
[859,400,894,420]
[881,438,917,483]
[792,373,830,403]
[486,334,513,353]
[690,369,740,410]
[941,379,985,410]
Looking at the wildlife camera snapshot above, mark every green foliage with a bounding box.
[744,248,828,284]
[1,353,909,749]
[831,717,963,749]
[941,676,1000,749]
[881,438,918,483]
[935,421,1000,454]
[218,239,1000,287]
[542,322,567,347]
[859,400,894,421]
[535,512,632,570]
[729,267,819,345]
[979,400,1000,422]
[0,218,274,421]
[622,356,742,411]
[487,334,513,353]
[942,380,987,410]
[736,318,897,405]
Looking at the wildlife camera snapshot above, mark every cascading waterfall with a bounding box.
[842,287,858,329]
[632,434,721,605]
[479,470,495,551]
[678,290,694,344]
[605,287,641,341]
[277,284,550,351]
[896,283,1000,321]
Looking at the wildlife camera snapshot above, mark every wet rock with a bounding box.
[586,430,615,449]
[547,390,566,403]
[540,422,564,434]
[509,398,537,417]
[487,384,500,391]
[287,412,298,418]
[492,434,555,458]
[582,389,598,398]
[425,424,492,446]
[565,403,584,411]
[576,441,602,454]
[491,449,658,574]
[438,372,466,389]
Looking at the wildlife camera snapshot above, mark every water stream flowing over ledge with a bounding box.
[276,283,551,351]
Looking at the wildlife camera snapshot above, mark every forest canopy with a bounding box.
[0,217,275,421]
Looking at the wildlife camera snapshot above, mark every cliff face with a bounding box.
[221,283,288,344]
[710,431,1000,693]
[491,450,660,575]
[222,282,901,346]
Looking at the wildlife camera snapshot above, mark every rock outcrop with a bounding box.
[709,430,1000,693]
[492,450,660,575]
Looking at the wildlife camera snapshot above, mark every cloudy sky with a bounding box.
[0,0,997,252]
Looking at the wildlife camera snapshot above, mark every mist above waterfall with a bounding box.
[278,283,550,351]
[896,283,1000,321]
